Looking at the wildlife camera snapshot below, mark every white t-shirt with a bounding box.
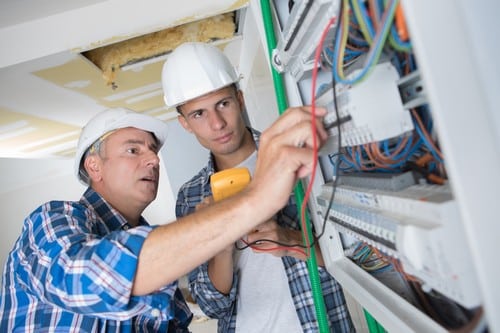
[234,151,302,333]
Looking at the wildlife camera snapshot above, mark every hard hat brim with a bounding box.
[74,110,168,185]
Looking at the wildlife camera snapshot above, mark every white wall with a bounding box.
[0,158,81,268]
[163,120,209,198]
[0,155,176,269]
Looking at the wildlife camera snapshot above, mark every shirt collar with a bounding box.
[81,187,149,230]
[206,127,261,174]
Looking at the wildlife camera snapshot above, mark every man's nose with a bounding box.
[208,110,226,130]
[145,150,160,167]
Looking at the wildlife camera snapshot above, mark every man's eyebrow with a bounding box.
[124,138,159,151]
[186,108,205,117]
[123,139,144,145]
[185,95,235,117]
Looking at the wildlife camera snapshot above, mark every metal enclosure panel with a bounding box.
[401,1,500,331]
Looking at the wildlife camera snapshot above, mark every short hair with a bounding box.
[78,131,113,185]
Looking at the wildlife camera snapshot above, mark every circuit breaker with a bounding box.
[261,0,492,331]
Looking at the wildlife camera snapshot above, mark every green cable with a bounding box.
[351,0,374,44]
[364,309,387,333]
[259,1,330,332]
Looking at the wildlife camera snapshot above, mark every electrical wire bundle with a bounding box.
[318,0,446,184]
[276,0,445,254]
[346,241,486,331]
[293,1,486,331]
[348,242,393,273]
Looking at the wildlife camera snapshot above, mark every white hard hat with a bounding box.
[74,107,168,185]
[162,42,240,109]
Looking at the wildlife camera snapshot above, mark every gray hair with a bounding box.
[78,132,111,185]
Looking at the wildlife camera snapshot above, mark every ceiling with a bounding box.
[0,0,250,158]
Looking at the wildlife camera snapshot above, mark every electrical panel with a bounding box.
[318,61,414,147]
[272,0,339,80]
[317,180,480,308]
[261,0,497,331]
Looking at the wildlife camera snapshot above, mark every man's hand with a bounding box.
[244,106,328,217]
[134,106,327,294]
[245,220,308,261]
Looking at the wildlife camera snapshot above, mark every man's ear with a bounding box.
[84,155,102,183]
[177,114,192,133]
[236,90,246,114]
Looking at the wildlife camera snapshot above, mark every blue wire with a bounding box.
[415,122,443,163]
[391,135,414,161]
[357,0,376,39]
[382,139,392,155]
[408,53,416,71]
[355,149,364,170]
[390,25,412,50]
[333,25,344,84]
[341,148,360,171]
[382,136,404,158]
[333,0,398,85]
[345,48,364,57]
[428,161,436,172]
[349,35,370,48]
[401,133,424,161]
[390,54,403,76]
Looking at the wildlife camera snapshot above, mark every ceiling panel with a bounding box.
[0,1,248,158]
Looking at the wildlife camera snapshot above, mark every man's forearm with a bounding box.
[208,249,234,294]
[132,106,328,295]
[132,188,266,295]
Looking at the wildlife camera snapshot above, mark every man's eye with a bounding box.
[192,111,203,119]
[218,100,231,109]
[127,147,138,154]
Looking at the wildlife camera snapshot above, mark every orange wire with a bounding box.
[395,2,409,42]
[371,136,409,162]
[415,153,434,168]
[364,144,390,169]
[410,109,444,160]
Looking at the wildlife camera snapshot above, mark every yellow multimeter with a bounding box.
[210,167,251,202]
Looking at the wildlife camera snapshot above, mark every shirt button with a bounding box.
[151,308,161,318]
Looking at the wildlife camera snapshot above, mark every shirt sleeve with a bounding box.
[187,262,238,319]
[18,200,174,321]
[175,185,190,219]
[166,287,193,332]
[176,186,238,319]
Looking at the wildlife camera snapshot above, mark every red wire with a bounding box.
[240,238,307,257]
[301,17,337,257]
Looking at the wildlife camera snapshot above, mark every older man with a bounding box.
[0,105,327,332]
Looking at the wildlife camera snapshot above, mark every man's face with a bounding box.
[177,86,247,156]
[93,127,161,209]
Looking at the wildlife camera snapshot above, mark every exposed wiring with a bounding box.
[252,0,444,260]
[411,109,444,162]
[235,238,307,257]
[351,0,375,44]
[306,3,346,248]
[299,15,338,257]
[239,14,340,258]
[368,0,382,30]
[234,6,343,258]
[334,0,399,85]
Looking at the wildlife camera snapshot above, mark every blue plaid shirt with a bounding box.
[176,128,354,333]
[0,188,192,332]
